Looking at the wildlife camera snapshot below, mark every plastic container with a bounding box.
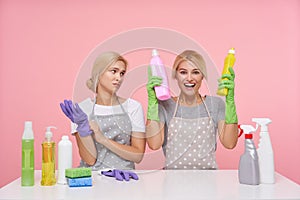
[41,126,56,186]
[21,121,35,186]
[252,118,275,184]
[238,125,260,185]
[150,49,171,100]
[57,135,72,184]
[217,48,236,96]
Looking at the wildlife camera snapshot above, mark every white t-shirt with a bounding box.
[71,98,145,133]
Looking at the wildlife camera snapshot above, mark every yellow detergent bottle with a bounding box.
[41,126,56,186]
[217,48,236,96]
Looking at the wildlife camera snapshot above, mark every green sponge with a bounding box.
[65,168,92,178]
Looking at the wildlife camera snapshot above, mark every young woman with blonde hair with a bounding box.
[60,52,146,170]
[146,50,238,169]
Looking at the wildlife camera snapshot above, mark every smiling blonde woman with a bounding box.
[146,50,238,170]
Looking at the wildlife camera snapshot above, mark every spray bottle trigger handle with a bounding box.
[238,124,243,138]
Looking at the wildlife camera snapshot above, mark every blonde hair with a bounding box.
[172,50,207,80]
[86,51,128,93]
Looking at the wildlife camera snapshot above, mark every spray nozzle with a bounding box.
[45,126,57,141]
[252,118,272,132]
[228,48,235,54]
[240,125,257,139]
[152,49,159,57]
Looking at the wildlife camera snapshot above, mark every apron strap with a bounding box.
[200,95,212,118]
[173,97,180,118]
[116,97,127,114]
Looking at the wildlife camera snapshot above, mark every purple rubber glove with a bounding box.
[101,169,138,181]
[60,100,92,137]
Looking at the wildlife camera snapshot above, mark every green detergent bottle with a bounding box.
[21,121,35,186]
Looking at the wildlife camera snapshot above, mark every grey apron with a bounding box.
[164,96,218,169]
[80,98,134,170]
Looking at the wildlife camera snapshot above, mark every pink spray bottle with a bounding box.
[150,49,171,100]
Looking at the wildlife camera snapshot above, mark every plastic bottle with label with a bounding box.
[217,48,236,96]
[41,126,56,186]
[150,49,171,100]
[21,121,35,186]
[238,124,260,185]
[57,135,73,184]
[252,118,275,184]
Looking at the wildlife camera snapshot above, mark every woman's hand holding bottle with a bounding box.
[218,67,238,124]
[146,67,162,121]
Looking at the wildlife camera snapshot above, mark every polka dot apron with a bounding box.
[80,98,134,170]
[164,96,218,169]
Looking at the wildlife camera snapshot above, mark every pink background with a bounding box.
[1,0,299,187]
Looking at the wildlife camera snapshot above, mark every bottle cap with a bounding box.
[228,48,235,54]
[62,135,69,140]
[23,121,34,139]
[45,126,57,141]
[25,121,32,128]
[152,49,159,57]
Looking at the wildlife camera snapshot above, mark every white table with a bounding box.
[1,170,300,200]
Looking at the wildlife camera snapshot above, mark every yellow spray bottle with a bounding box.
[217,48,236,96]
[41,126,56,186]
